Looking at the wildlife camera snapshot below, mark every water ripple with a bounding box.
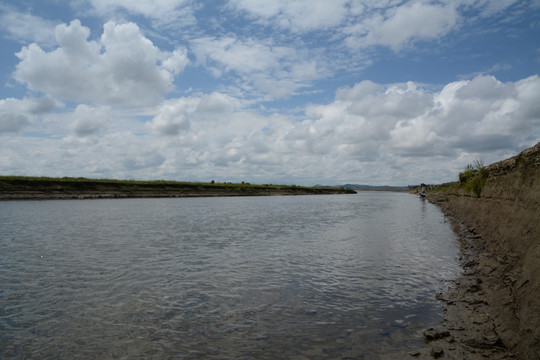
[1,194,459,359]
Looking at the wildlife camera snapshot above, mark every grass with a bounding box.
[428,181,460,193]
[458,159,489,197]
[421,159,489,198]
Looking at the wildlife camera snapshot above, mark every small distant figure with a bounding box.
[420,183,426,197]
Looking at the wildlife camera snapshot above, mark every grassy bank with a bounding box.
[0,176,356,200]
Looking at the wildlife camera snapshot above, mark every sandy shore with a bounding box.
[412,143,540,359]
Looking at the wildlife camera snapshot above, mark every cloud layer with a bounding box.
[2,73,538,184]
[0,0,539,185]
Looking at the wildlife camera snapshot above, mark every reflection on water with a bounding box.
[0,193,459,359]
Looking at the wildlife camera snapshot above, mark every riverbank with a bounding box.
[0,177,356,200]
[415,142,540,359]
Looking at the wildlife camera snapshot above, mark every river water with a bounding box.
[0,193,459,359]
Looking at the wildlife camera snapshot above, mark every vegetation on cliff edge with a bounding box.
[458,159,489,197]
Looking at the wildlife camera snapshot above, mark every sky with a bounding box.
[0,0,539,186]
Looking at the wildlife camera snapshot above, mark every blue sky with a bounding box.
[1,0,539,185]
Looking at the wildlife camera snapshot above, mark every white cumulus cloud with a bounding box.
[13,20,189,107]
[0,7,57,45]
[72,104,111,137]
[2,74,538,184]
[82,0,196,27]
[228,0,350,32]
[0,97,58,133]
[147,97,197,136]
[139,75,540,182]
[191,36,325,99]
[345,2,459,51]
[147,92,242,136]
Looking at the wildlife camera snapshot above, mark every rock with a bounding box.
[424,327,451,342]
[431,345,444,358]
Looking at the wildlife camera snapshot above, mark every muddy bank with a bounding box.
[0,178,356,200]
[415,142,540,359]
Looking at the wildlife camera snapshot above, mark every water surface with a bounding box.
[0,193,459,359]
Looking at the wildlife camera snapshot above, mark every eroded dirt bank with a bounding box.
[416,142,540,359]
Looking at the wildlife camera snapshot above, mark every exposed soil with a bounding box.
[412,142,540,359]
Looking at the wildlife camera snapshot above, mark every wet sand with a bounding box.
[413,200,519,359]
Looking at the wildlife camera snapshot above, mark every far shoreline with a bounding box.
[0,176,356,201]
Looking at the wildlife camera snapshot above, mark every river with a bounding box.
[0,193,459,359]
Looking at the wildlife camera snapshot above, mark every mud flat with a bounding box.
[414,142,540,359]
[0,178,356,200]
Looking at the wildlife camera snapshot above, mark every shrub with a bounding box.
[459,159,488,197]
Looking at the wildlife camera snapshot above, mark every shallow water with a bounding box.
[0,193,459,359]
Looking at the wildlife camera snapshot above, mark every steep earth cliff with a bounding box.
[421,142,540,359]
